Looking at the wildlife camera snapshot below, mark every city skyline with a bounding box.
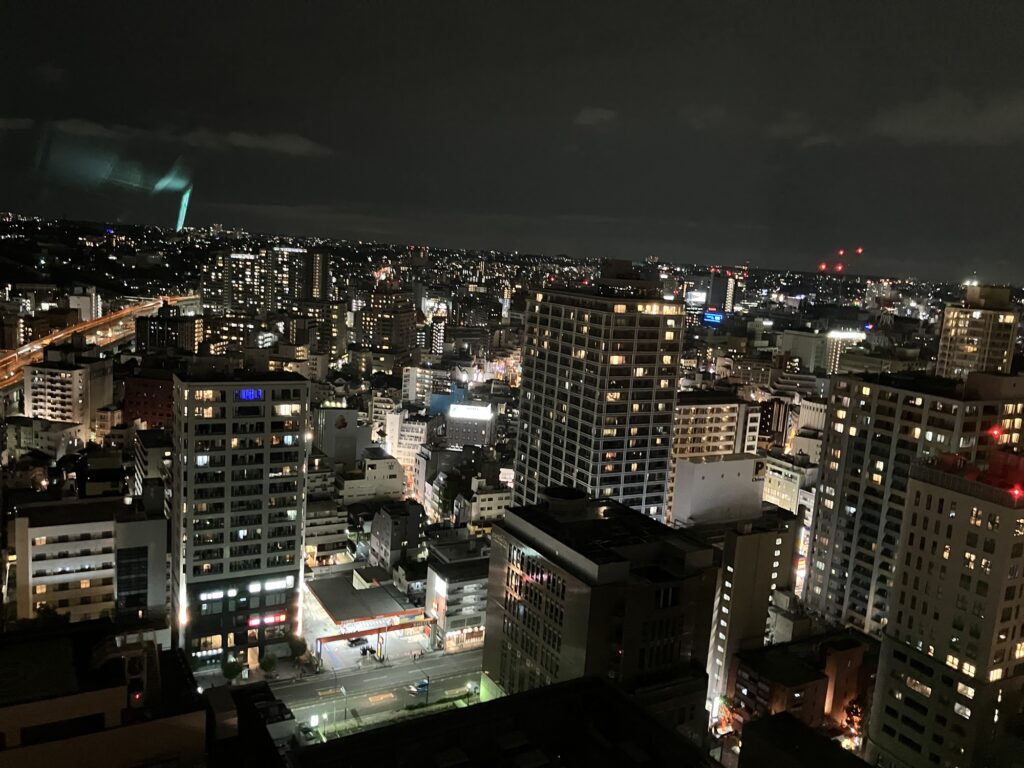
[5,3,1024,281]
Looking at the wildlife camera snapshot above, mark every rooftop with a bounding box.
[290,677,712,768]
[676,391,745,406]
[173,369,308,383]
[0,620,124,708]
[308,575,411,623]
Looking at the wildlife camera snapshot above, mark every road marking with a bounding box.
[317,687,343,697]
[368,692,395,703]
[445,688,467,696]
[364,675,386,682]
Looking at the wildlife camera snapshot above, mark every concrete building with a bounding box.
[513,285,685,522]
[0,622,205,766]
[169,371,310,667]
[806,372,1024,636]
[312,402,371,467]
[384,410,431,490]
[762,451,819,515]
[336,446,404,508]
[135,304,204,355]
[367,500,426,570]
[4,415,85,461]
[23,340,113,433]
[11,496,167,623]
[936,284,1019,380]
[866,452,1024,768]
[454,475,512,534]
[670,453,766,526]
[304,452,345,571]
[698,513,799,720]
[482,489,719,698]
[778,329,867,375]
[402,364,453,405]
[668,392,761,523]
[445,401,496,447]
[425,538,489,653]
[132,428,172,496]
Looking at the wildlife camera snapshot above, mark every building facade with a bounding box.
[513,288,685,521]
[170,372,310,666]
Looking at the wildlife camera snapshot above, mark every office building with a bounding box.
[446,401,496,447]
[170,371,310,666]
[779,330,866,375]
[454,475,512,534]
[482,489,718,698]
[668,392,761,523]
[936,284,1019,379]
[359,288,416,353]
[866,452,1024,768]
[384,410,432,490]
[513,285,685,521]
[806,372,1024,636]
[336,446,404,507]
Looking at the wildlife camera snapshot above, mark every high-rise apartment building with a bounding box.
[866,452,1024,768]
[170,371,310,667]
[806,372,1024,636]
[482,489,718,698]
[667,392,760,523]
[936,284,1019,380]
[200,251,271,316]
[359,288,417,353]
[513,286,684,521]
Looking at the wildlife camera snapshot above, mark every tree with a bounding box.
[221,655,244,683]
[288,635,308,660]
[259,654,278,674]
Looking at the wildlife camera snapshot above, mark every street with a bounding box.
[271,648,483,737]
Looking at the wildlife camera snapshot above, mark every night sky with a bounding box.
[4,1,1024,280]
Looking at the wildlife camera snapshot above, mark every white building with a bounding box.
[313,403,372,467]
[384,411,431,490]
[133,428,172,496]
[4,415,85,462]
[337,446,404,507]
[454,475,512,534]
[762,451,819,514]
[425,539,489,653]
[12,496,166,623]
[668,392,760,524]
[170,371,310,667]
[670,453,766,526]
[23,342,113,434]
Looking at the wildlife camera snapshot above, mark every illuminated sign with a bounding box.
[449,403,493,421]
[236,388,264,401]
[703,311,724,325]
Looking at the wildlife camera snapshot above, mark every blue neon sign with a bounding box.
[703,311,724,325]
[236,388,264,401]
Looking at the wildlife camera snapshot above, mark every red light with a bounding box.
[838,249,846,257]
[835,263,844,272]
[248,617,261,627]
[856,247,864,255]
[1012,486,1023,499]
[132,691,143,702]
[819,262,827,271]
[990,426,1003,439]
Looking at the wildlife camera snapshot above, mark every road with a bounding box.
[0,294,197,391]
[271,648,482,735]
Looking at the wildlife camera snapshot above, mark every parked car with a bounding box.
[347,637,368,647]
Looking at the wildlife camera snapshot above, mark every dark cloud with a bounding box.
[573,107,617,127]
[867,90,1024,146]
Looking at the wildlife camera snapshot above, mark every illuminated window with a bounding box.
[80,579,91,589]
[609,355,626,365]
[33,536,46,546]
[957,682,975,699]
[34,584,46,594]
[962,662,976,678]
[945,654,959,669]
